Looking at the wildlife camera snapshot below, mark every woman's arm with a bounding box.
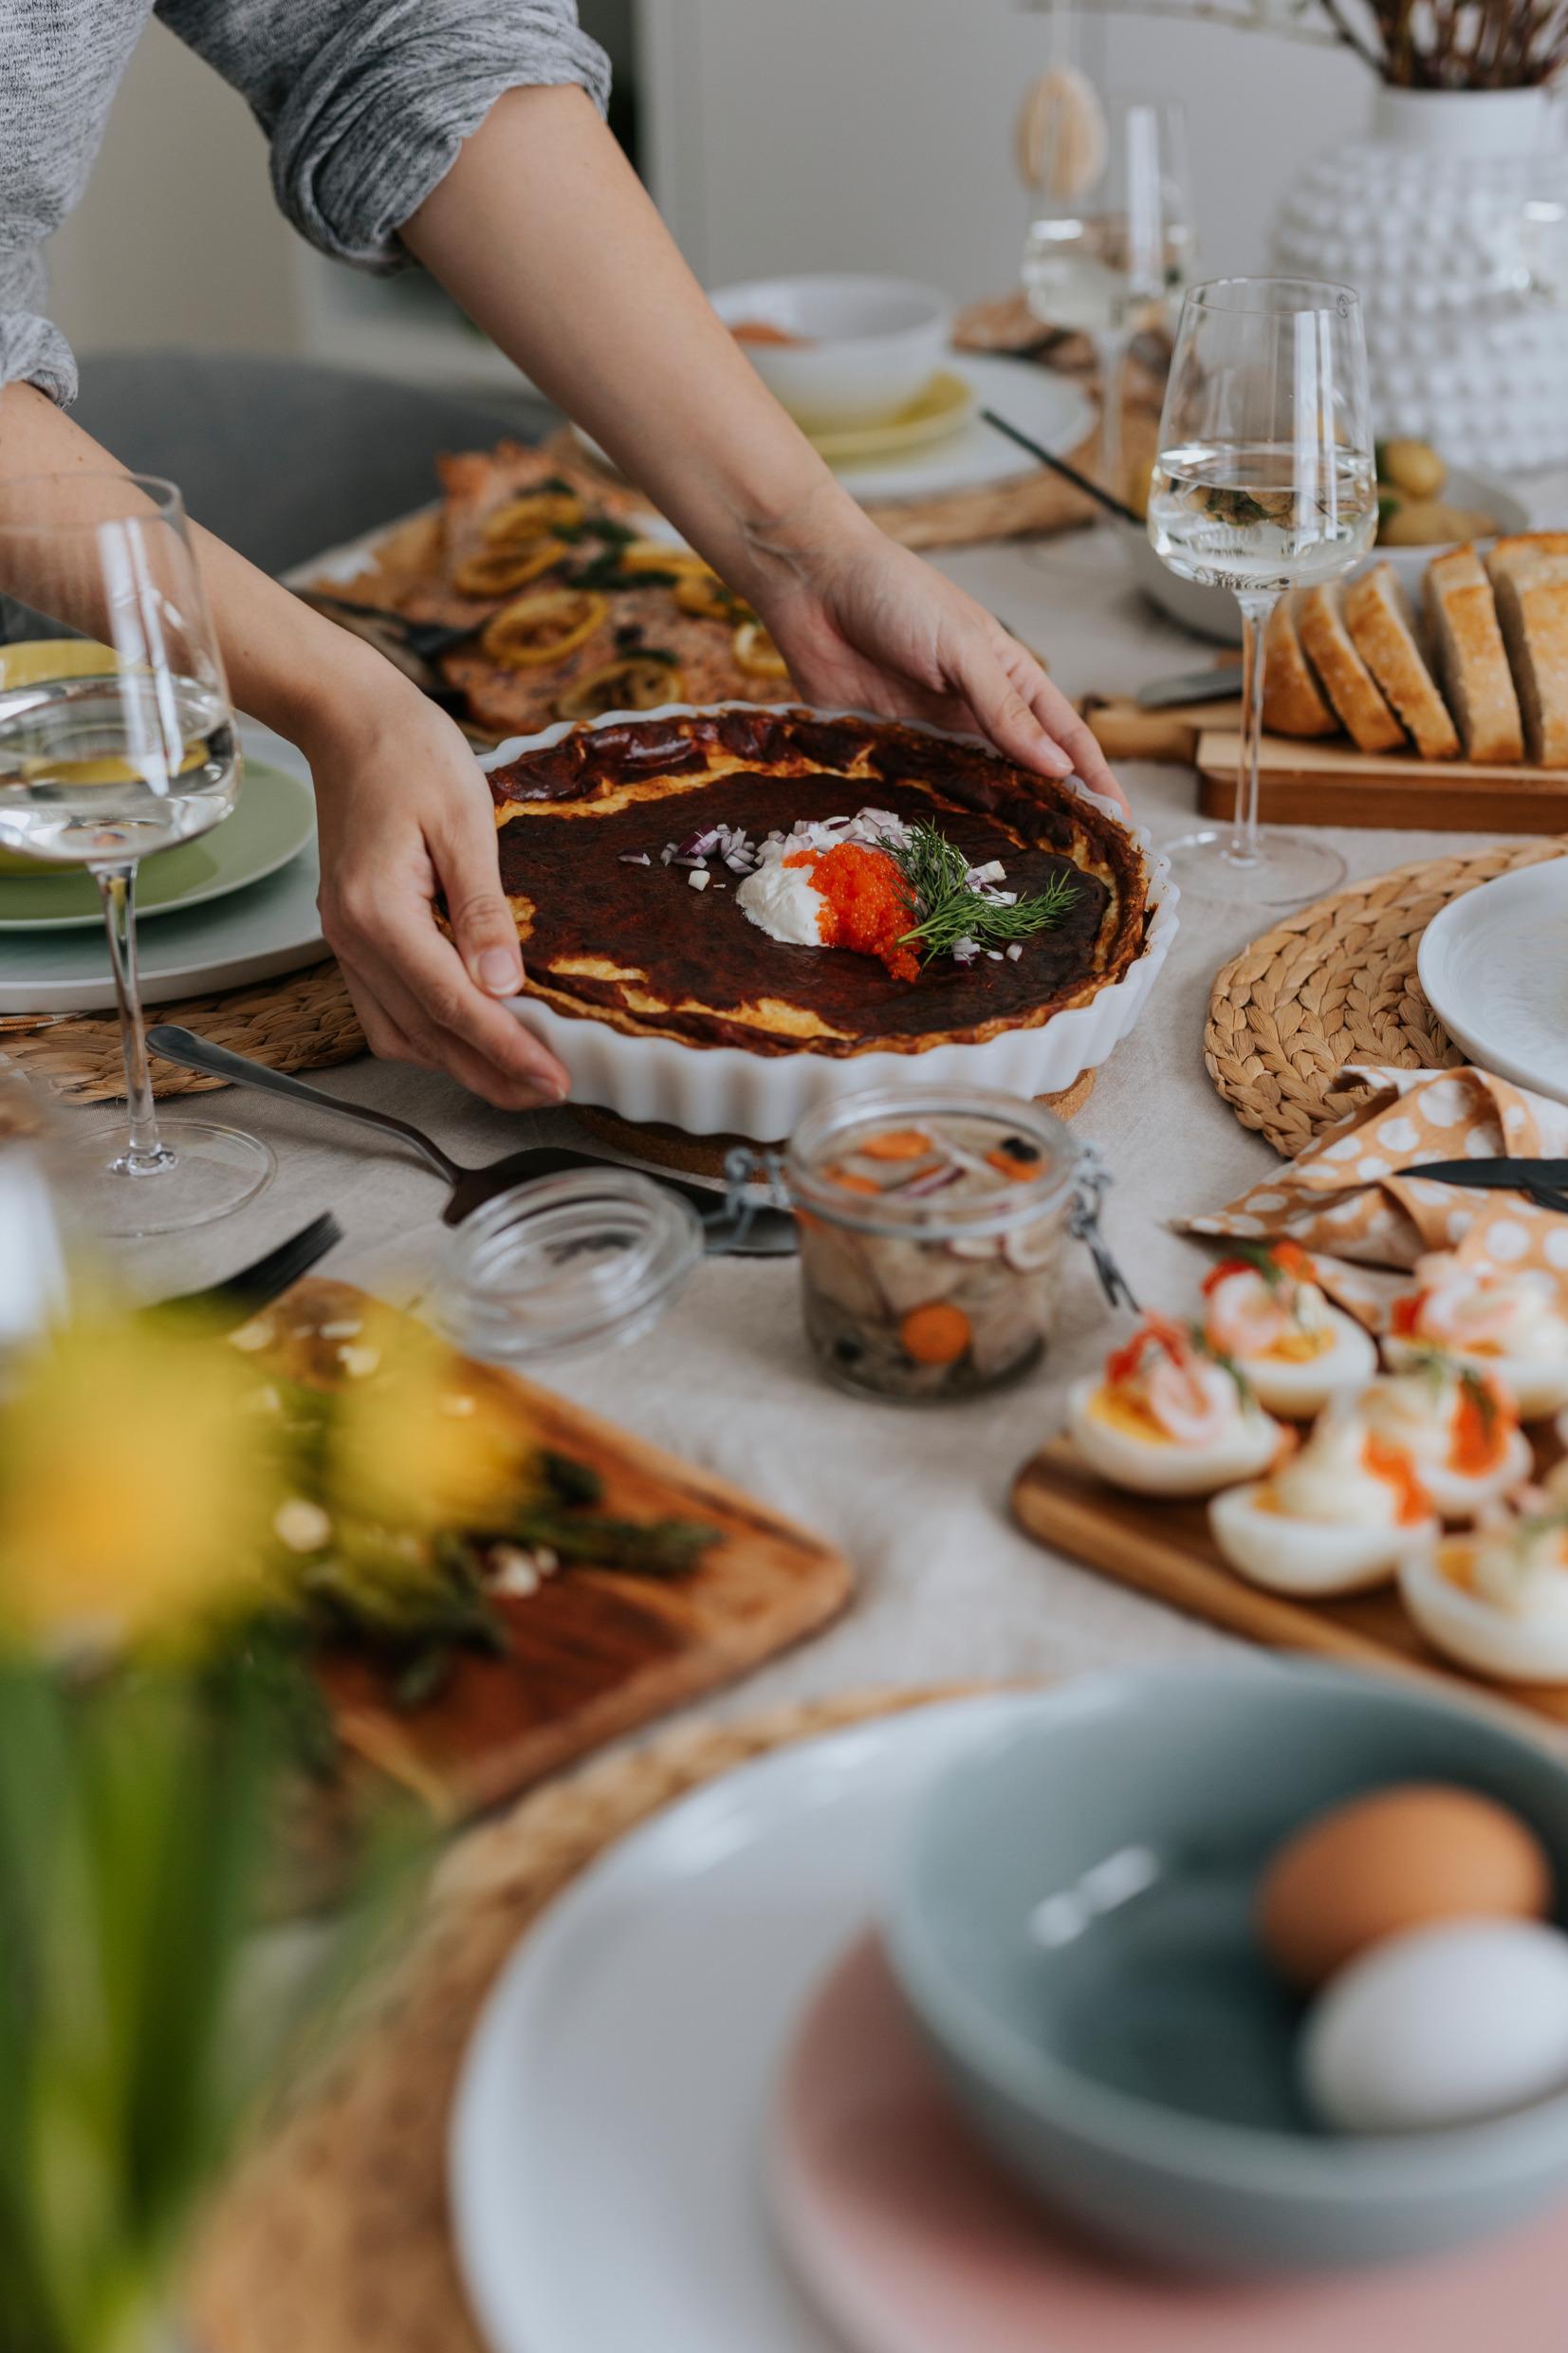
[404,86,1118,798]
[0,382,568,1108]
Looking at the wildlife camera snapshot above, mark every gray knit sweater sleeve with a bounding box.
[155,0,610,270]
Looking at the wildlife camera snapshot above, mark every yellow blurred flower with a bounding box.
[323,1308,530,1539]
[0,1313,282,1651]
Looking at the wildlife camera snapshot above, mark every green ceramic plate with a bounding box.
[0,760,316,932]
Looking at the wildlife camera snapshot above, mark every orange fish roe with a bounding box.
[784,844,918,982]
[1450,1376,1509,1475]
[1361,1435,1431,1527]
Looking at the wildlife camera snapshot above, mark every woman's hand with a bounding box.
[299,678,569,1110]
[749,504,1128,811]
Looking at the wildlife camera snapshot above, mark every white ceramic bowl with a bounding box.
[708,273,953,431]
[484,702,1177,1139]
[1122,465,1532,648]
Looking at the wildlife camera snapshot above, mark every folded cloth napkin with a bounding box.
[1182,1065,1568,1322]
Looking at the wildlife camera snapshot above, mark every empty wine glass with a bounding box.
[1022,97,1193,498]
[1148,278,1376,907]
[0,473,273,1236]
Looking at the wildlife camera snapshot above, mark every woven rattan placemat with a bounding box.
[0,959,363,1104]
[1207,836,1568,1158]
[188,1684,972,2353]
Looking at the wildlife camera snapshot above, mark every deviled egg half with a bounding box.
[1066,1315,1284,1499]
[1385,1253,1568,1420]
[1200,1242,1377,1418]
[1209,1407,1439,1596]
[1353,1358,1532,1523]
[1401,1497,1568,1683]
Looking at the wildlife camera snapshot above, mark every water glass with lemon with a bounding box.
[0,475,271,1233]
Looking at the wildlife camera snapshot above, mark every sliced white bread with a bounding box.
[1294,584,1407,754]
[1262,595,1338,738]
[1343,563,1460,761]
[1485,539,1568,769]
[1424,546,1525,767]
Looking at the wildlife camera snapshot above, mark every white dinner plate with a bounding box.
[1417,857,1568,1106]
[0,722,324,1015]
[573,356,1097,506]
[450,1694,1034,2353]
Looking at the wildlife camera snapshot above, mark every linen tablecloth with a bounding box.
[78,522,1540,1711]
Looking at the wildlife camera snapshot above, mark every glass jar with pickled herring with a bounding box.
[781,1087,1081,1401]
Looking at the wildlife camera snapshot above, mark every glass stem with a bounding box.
[1095,327,1129,499]
[92,861,172,1177]
[1228,590,1282,869]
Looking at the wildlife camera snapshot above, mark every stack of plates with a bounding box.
[574,354,1095,506]
[0,721,323,1016]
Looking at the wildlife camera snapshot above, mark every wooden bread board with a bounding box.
[1197,732,1568,835]
[1012,1432,1568,1731]
[269,1280,852,1818]
[1083,695,1568,832]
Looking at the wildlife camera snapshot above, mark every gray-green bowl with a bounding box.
[887,1661,1568,2277]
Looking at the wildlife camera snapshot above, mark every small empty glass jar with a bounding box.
[770,1085,1083,1402]
[435,1168,704,1368]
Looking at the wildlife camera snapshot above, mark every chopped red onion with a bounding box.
[688,868,710,891]
[618,851,653,866]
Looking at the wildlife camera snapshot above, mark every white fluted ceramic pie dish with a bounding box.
[481,703,1174,1139]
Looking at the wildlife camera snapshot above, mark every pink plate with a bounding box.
[770,1933,1568,2353]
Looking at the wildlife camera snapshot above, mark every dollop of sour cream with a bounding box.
[734,806,910,950]
[734,858,829,946]
[1270,1412,1412,1529]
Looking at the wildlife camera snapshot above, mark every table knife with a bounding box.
[1135,666,1245,710]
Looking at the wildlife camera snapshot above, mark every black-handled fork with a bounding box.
[1399,1158,1568,1216]
[149,1210,342,1330]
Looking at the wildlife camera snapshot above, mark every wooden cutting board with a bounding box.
[1011,1433,1568,1732]
[267,1280,852,1817]
[1082,695,1568,833]
[1196,732,1568,835]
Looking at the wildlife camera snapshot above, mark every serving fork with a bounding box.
[146,1028,797,1255]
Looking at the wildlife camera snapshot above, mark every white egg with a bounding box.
[1384,1335,1568,1422]
[1418,1427,1535,1523]
[1236,1307,1379,1419]
[1301,1918,1568,2135]
[1209,1481,1436,1596]
[1399,1549,1568,1682]
[1065,1376,1282,1499]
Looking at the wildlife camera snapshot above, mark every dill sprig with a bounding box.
[887,819,1080,964]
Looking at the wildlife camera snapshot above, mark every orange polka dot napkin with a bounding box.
[1182,1065,1568,1322]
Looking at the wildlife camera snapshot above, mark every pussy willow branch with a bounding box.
[1026,0,1568,80]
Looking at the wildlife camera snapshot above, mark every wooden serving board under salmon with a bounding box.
[1012,1430,1568,1732]
[261,1280,852,1818]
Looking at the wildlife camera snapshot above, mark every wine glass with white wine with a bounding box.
[1022,97,1192,500]
[1148,278,1376,906]
[0,473,273,1236]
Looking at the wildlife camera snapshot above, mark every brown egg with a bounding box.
[1258,1783,1553,1992]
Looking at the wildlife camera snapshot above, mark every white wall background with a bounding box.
[42,0,1371,370]
[644,0,1371,291]
[47,19,299,358]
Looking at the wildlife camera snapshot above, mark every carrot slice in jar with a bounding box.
[901,1303,972,1365]
[858,1129,933,1161]
[825,1166,881,1195]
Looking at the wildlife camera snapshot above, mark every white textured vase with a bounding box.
[1271,86,1568,468]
